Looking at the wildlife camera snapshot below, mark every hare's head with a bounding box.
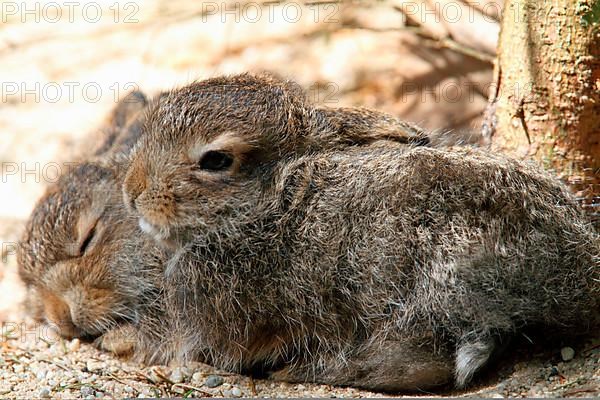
[18,163,156,339]
[123,73,428,247]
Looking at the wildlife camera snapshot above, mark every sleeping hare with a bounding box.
[122,73,599,391]
[17,91,178,361]
[17,158,181,361]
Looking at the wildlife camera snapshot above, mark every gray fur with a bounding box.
[455,336,495,387]
[120,73,600,391]
[18,78,439,374]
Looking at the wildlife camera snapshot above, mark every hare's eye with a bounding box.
[79,225,96,255]
[199,151,233,171]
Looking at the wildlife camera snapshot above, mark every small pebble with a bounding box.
[123,386,134,393]
[191,372,203,384]
[170,368,184,383]
[49,343,63,355]
[180,367,193,378]
[204,375,224,388]
[231,387,242,397]
[561,347,575,362]
[39,387,51,398]
[171,385,185,394]
[86,360,104,372]
[69,338,81,352]
[549,366,559,377]
[80,385,94,397]
[296,384,306,390]
[85,396,95,400]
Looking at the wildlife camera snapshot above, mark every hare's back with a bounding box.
[301,146,596,278]
[324,146,583,224]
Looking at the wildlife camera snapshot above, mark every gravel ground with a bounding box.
[0,320,598,399]
[0,246,598,398]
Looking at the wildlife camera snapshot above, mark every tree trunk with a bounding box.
[486,0,600,218]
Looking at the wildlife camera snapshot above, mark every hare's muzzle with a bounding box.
[40,283,128,340]
[41,291,88,339]
[138,218,177,249]
[122,160,148,213]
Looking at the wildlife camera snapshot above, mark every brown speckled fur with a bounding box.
[121,73,599,391]
[17,77,436,370]
[17,92,179,362]
[18,73,599,392]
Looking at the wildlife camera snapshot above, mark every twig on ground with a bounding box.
[249,376,258,396]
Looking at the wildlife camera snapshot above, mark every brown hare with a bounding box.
[121,73,599,392]
[17,161,172,358]
[18,78,436,370]
[17,92,178,362]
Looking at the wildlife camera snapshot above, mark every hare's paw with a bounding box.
[95,324,138,357]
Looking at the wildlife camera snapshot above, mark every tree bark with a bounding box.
[487,0,600,217]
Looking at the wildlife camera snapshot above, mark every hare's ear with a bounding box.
[308,107,430,150]
[94,91,149,157]
[106,90,149,130]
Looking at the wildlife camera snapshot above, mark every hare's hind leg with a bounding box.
[346,339,454,392]
[270,338,454,392]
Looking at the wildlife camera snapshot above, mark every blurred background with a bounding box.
[0,0,502,225]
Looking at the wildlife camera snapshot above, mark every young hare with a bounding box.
[17,92,177,361]
[122,73,599,392]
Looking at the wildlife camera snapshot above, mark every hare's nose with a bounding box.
[123,164,148,212]
[57,316,82,340]
[55,304,84,339]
